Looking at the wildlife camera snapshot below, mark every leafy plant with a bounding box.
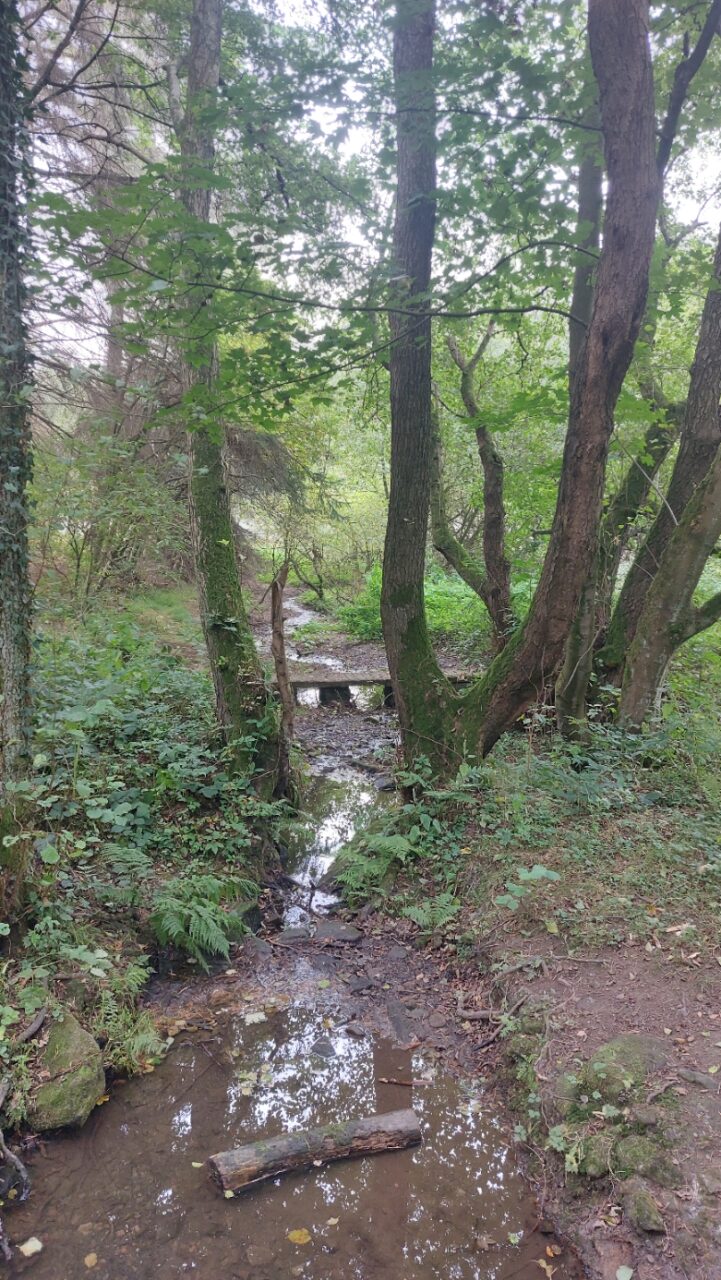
[495,864,561,912]
[150,872,258,969]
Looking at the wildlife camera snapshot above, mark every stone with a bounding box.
[348,975,374,993]
[427,1012,446,1029]
[615,1135,682,1188]
[622,1178,666,1233]
[314,919,362,944]
[628,1104,665,1131]
[278,926,311,942]
[387,945,409,963]
[576,1035,670,1108]
[245,1245,274,1267]
[579,1131,616,1178]
[310,1036,335,1059]
[27,1011,105,1131]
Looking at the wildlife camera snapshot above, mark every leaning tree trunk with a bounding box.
[381,0,456,772]
[618,439,721,728]
[618,223,721,726]
[173,0,278,785]
[431,324,515,649]
[0,0,34,889]
[601,223,721,681]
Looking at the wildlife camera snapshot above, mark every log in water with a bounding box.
[208,1107,422,1193]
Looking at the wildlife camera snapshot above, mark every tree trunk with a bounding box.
[208,1108,422,1193]
[601,218,721,680]
[381,0,456,772]
[434,324,514,647]
[429,412,490,610]
[382,0,659,770]
[0,1,33,809]
[618,223,721,725]
[555,100,603,738]
[174,0,277,784]
[618,440,721,728]
[459,0,659,757]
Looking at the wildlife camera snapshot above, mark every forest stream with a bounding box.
[4,599,579,1280]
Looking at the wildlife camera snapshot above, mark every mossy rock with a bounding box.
[505,1031,541,1062]
[578,1130,617,1178]
[575,1034,670,1108]
[27,1010,105,1131]
[615,1135,681,1188]
[622,1178,666,1233]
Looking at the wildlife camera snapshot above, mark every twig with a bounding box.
[13,1007,48,1048]
[477,996,528,1049]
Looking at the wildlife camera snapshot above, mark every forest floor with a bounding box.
[8,584,718,1279]
[263,590,721,1280]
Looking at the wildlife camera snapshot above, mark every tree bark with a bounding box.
[434,325,515,647]
[0,2,33,809]
[618,440,721,728]
[208,1108,422,1193]
[601,224,721,678]
[173,0,277,784]
[381,0,456,771]
[618,223,721,725]
[460,0,659,757]
[555,102,603,738]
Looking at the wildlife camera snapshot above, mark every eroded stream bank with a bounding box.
[5,676,579,1279]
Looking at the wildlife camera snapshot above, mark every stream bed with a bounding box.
[6,672,579,1279]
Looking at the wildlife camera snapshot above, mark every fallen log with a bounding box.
[208,1107,421,1194]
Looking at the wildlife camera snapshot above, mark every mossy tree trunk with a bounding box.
[171,0,278,786]
[381,0,457,773]
[0,2,33,837]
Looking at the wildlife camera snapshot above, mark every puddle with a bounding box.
[282,775,392,925]
[6,1008,577,1279]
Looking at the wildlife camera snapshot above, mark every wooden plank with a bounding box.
[270,668,474,689]
[208,1108,422,1194]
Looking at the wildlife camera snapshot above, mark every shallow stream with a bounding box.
[6,615,579,1279]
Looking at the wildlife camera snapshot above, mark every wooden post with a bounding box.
[271,560,293,794]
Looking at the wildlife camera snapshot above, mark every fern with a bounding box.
[401,892,461,934]
[150,872,256,970]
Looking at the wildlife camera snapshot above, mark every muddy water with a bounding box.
[8,1008,575,1280]
[7,629,579,1278]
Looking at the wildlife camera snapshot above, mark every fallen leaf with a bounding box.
[84,1253,98,1269]
[18,1238,43,1258]
[317,979,331,989]
[224,1190,235,1199]
[287,1228,312,1245]
[547,1244,562,1256]
[545,919,559,936]
[326,1217,339,1227]
[616,1268,634,1280]
[537,1260,556,1277]
[225,969,237,976]
[191,1161,204,1168]
[244,1011,267,1025]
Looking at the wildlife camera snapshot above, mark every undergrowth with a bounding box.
[0,618,286,1118]
[334,712,721,953]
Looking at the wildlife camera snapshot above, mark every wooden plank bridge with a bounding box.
[271,667,476,690]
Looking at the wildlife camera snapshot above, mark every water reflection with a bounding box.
[7,1008,576,1280]
[283,776,388,924]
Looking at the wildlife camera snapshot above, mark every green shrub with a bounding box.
[150,872,258,969]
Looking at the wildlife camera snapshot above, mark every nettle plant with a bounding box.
[495,864,561,912]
